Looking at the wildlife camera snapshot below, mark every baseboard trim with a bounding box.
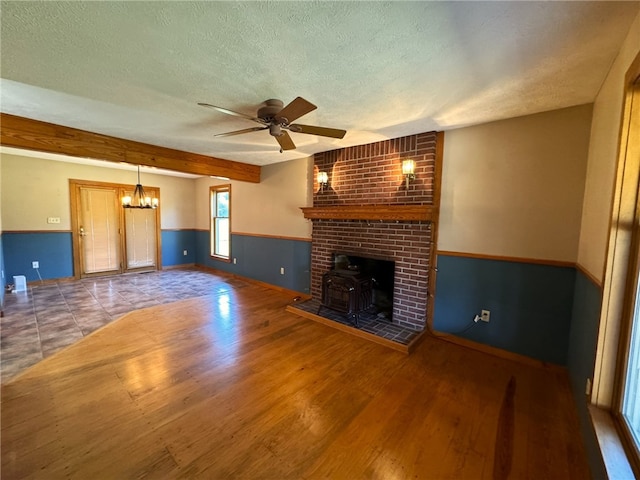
[163,263,196,270]
[23,276,75,288]
[195,264,310,300]
[427,329,566,372]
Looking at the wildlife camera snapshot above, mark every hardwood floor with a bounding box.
[0,268,252,382]
[1,280,590,479]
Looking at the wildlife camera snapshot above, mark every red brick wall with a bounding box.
[311,131,438,330]
[313,132,436,205]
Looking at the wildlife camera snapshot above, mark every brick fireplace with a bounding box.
[303,131,442,331]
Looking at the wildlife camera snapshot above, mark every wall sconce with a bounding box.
[317,171,328,192]
[402,159,416,189]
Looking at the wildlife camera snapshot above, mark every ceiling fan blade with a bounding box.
[288,124,347,139]
[198,102,265,124]
[213,126,268,138]
[275,97,317,124]
[275,131,296,150]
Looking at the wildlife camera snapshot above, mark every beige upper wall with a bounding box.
[0,153,196,231]
[577,11,640,281]
[7,12,638,256]
[439,104,593,263]
[195,157,313,239]
[1,152,313,239]
[0,156,3,234]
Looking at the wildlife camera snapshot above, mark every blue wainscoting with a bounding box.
[0,234,5,307]
[567,270,606,479]
[2,231,73,282]
[161,229,196,266]
[2,230,197,281]
[433,253,576,365]
[1,230,310,295]
[196,231,311,294]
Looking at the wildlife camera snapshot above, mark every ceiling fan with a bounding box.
[198,97,346,152]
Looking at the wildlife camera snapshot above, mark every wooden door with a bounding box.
[77,185,122,277]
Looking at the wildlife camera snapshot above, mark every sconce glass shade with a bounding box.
[402,159,416,189]
[317,171,329,192]
[402,159,416,176]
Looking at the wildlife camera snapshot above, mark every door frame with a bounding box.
[69,179,162,279]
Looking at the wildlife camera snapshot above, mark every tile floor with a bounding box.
[289,298,421,345]
[0,268,250,383]
[1,267,422,384]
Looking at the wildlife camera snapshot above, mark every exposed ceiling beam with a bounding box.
[0,113,261,183]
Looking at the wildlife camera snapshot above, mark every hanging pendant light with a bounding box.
[122,165,158,209]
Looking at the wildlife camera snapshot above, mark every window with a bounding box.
[615,71,640,469]
[621,241,640,460]
[608,67,640,474]
[589,51,640,476]
[210,185,230,259]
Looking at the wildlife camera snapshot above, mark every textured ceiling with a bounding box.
[1,1,638,168]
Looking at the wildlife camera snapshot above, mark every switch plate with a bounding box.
[47,217,61,224]
[481,310,490,322]
[183,250,188,256]
[233,258,237,264]
[280,267,285,275]
[32,261,39,269]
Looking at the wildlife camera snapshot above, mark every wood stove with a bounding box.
[319,269,373,326]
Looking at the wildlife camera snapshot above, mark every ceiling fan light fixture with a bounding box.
[269,124,283,137]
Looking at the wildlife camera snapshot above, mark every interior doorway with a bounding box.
[70,179,161,278]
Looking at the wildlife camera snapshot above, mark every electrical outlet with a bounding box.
[183,250,188,256]
[481,309,490,322]
[233,258,237,264]
[280,267,285,275]
[586,378,592,396]
[32,261,39,269]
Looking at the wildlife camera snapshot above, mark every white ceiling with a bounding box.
[1,1,638,168]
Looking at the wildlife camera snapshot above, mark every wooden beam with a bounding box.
[0,113,261,183]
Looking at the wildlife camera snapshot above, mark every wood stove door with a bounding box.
[321,274,354,313]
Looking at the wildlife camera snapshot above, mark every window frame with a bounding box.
[613,72,640,475]
[595,53,640,477]
[209,184,231,262]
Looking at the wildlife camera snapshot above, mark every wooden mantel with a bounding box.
[300,204,433,222]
